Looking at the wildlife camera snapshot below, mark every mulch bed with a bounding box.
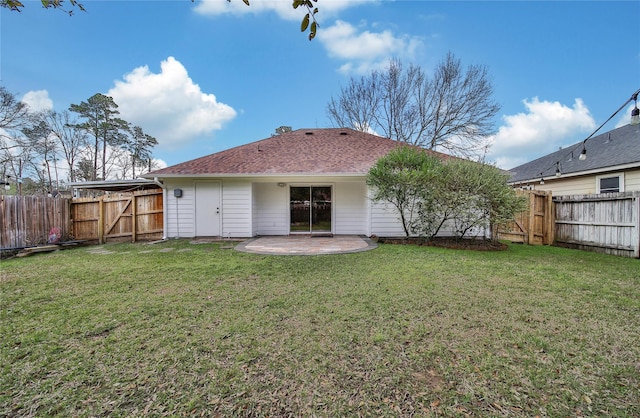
[374,236,508,251]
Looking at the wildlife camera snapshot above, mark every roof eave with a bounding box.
[143,172,369,179]
[509,161,640,185]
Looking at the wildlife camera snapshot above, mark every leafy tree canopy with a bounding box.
[1,0,84,15]
[367,147,525,241]
[367,146,443,237]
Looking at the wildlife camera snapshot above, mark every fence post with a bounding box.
[132,194,137,243]
[527,192,535,245]
[64,198,71,241]
[98,196,104,245]
[635,194,640,259]
[545,191,555,245]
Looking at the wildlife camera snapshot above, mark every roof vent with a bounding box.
[305,131,314,135]
[339,131,348,135]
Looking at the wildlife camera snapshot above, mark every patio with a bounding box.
[235,235,377,255]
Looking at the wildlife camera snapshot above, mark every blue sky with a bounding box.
[2,0,639,177]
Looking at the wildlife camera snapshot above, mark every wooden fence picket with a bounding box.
[1,189,163,250]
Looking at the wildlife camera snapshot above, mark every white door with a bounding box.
[195,182,221,236]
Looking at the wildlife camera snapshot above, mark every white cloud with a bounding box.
[108,57,237,149]
[21,90,53,112]
[194,0,374,20]
[153,158,168,170]
[319,20,423,74]
[195,1,414,75]
[487,97,596,169]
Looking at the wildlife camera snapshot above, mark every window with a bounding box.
[596,173,624,193]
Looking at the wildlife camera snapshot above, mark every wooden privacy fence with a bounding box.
[0,195,72,249]
[553,192,639,258]
[72,189,163,244]
[497,190,554,245]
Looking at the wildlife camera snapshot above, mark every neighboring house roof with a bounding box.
[508,124,640,183]
[69,179,161,192]
[147,128,447,177]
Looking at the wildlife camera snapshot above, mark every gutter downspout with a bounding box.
[152,177,168,240]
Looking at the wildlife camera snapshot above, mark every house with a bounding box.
[508,123,640,195]
[143,128,451,239]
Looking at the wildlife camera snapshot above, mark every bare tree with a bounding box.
[327,53,501,159]
[1,131,37,195]
[0,86,30,133]
[45,110,88,183]
[0,86,31,165]
[22,116,59,193]
[0,87,36,193]
[326,74,381,133]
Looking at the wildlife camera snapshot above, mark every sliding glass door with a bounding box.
[290,186,332,233]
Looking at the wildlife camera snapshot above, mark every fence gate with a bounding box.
[497,190,554,245]
[71,189,163,244]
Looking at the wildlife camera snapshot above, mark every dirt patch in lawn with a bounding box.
[374,236,508,251]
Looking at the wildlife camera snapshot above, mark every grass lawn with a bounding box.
[1,240,639,417]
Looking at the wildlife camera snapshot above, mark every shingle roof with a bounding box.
[508,123,640,183]
[148,128,446,176]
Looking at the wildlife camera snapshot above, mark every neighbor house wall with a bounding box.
[533,176,596,195]
[626,168,640,190]
[517,168,640,196]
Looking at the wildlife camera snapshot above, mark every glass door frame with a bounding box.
[289,184,333,235]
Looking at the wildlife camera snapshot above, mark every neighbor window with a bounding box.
[596,173,624,193]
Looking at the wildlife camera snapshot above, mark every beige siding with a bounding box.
[518,168,640,196]
[528,176,596,195]
[625,168,640,191]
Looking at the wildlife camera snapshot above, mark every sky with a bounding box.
[2,0,639,178]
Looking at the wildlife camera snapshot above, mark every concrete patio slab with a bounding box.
[235,235,377,255]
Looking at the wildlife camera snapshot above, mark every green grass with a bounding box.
[1,240,639,417]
